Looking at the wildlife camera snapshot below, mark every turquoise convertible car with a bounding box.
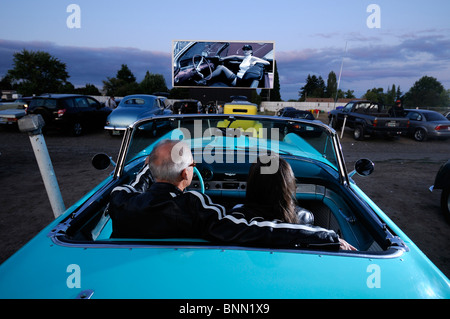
[0,114,448,298]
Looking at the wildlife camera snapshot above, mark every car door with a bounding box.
[73,96,93,126]
[86,96,108,127]
[406,111,422,131]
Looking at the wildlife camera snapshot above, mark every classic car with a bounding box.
[405,109,450,141]
[104,94,172,136]
[173,41,274,89]
[0,113,449,298]
[430,159,450,223]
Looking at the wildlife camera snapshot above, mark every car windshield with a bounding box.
[120,115,340,174]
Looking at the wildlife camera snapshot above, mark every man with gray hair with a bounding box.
[109,139,355,250]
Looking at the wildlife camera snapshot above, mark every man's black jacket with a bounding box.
[108,164,340,249]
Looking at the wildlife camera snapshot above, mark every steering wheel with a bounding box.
[192,54,213,80]
[193,166,205,194]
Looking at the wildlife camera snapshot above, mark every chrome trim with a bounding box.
[115,114,348,182]
[50,235,405,260]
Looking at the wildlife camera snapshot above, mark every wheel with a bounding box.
[353,125,365,140]
[413,128,427,141]
[441,187,450,223]
[71,122,83,136]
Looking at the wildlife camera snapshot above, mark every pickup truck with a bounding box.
[328,100,409,140]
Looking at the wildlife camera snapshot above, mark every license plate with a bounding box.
[0,118,8,124]
[112,130,121,135]
[386,121,397,127]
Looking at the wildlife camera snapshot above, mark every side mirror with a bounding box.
[354,158,375,177]
[92,153,115,170]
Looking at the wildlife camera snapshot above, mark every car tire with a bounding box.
[353,125,365,140]
[413,128,427,142]
[71,122,83,136]
[441,187,450,223]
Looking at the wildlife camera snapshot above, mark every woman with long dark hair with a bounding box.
[233,155,313,225]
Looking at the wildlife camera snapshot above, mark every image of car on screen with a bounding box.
[173,41,274,89]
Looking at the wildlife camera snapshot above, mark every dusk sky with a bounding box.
[1,0,449,100]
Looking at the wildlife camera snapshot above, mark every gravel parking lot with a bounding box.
[0,117,449,279]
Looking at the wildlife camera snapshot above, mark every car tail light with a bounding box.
[373,119,378,127]
[435,124,449,131]
[57,109,66,117]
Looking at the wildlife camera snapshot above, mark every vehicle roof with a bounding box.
[35,94,91,99]
[405,108,441,113]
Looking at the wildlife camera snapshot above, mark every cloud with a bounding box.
[1,32,449,100]
[276,31,450,99]
[0,39,172,89]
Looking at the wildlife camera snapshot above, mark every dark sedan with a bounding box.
[405,109,450,141]
[275,108,321,136]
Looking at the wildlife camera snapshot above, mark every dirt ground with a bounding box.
[0,115,449,279]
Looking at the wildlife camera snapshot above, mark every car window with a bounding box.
[407,112,421,121]
[86,97,99,107]
[63,98,75,108]
[343,102,354,112]
[44,99,57,108]
[424,112,446,121]
[75,97,88,108]
[124,98,146,105]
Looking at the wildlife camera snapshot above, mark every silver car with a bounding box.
[405,109,450,141]
[104,94,172,136]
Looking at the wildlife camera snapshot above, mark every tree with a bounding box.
[103,64,139,96]
[116,64,136,83]
[326,71,337,99]
[299,74,326,100]
[73,83,101,95]
[403,76,448,107]
[363,87,385,103]
[140,71,168,94]
[7,49,70,96]
[270,60,281,101]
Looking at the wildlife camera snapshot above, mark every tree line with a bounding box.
[299,71,449,108]
[1,49,448,108]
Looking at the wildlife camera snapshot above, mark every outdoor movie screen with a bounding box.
[172,40,275,89]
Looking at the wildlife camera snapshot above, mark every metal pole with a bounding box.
[334,42,348,109]
[340,115,347,139]
[18,115,65,218]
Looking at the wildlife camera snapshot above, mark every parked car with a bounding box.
[405,109,450,141]
[276,107,315,120]
[27,94,111,136]
[172,99,199,114]
[104,94,172,136]
[0,97,33,111]
[275,107,322,137]
[0,113,448,298]
[328,100,410,140]
[430,160,450,223]
[442,111,450,121]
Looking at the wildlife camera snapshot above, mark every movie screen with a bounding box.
[173,41,274,89]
